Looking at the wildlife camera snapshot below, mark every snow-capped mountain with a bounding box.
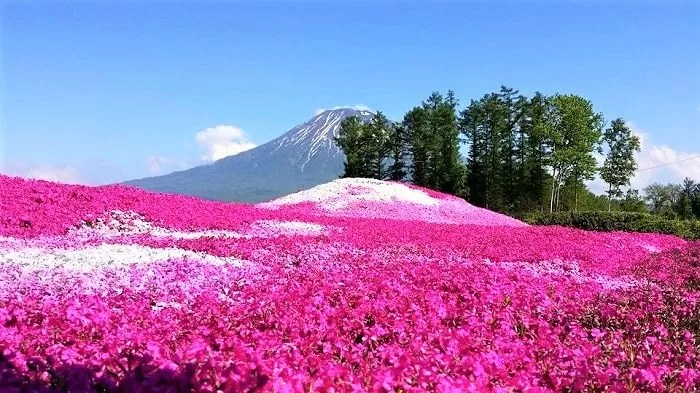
[268,108,374,172]
[124,108,375,203]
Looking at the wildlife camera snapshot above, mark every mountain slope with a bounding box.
[124,108,374,203]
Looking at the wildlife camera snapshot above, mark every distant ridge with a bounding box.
[124,108,375,203]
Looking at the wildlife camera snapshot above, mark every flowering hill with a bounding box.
[258,178,526,227]
[1,174,699,391]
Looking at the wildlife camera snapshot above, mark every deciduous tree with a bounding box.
[600,118,641,211]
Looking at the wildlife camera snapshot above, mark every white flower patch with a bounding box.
[70,210,243,240]
[0,243,243,272]
[249,220,327,237]
[0,236,24,251]
[257,178,527,227]
[640,243,661,253]
[258,178,439,210]
[66,210,330,244]
[483,259,648,290]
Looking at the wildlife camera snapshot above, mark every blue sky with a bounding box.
[1,1,699,190]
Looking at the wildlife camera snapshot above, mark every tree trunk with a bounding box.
[607,184,612,212]
[555,183,561,212]
[550,168,557,213]
[573,167,579,212]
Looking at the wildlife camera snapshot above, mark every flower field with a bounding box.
[1,175,700,392]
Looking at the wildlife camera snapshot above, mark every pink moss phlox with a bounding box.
[1,175,699,392]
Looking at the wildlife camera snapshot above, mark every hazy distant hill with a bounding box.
[124,108,374,203]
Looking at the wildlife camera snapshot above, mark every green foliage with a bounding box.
[335,113,392,179]
[546,94,604,212]
[459,86,537,213]
[600,119,641,211]
[402,107,429,185]
[334,116,367,178]
[618,189,647,213]
[387,122,408,181]
[519,92,551,212]
[556,179,609,212]
[649,178,700,219]
[523,211,700,240]
[679,178,699,219]
[333,86,698,225]
[364,112,392,179]
[458,88,607,215]
[460,91,508,210]
[643,181,699,219]
[402,91,463,194]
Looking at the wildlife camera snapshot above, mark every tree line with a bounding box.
[643,179,700,219]
[334,86,642,216]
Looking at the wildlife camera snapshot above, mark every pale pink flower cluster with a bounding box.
[258,178,526,227]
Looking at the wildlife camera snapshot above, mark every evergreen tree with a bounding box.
[336,87,658,218]
[459,91,511,211]
[677,178,697,219]
[520,92,552,212]
[600,118,641,211]
[406,91,463,194]
[334,116,367,178]
[387,122,408,181]
[691,180,700,218]
[403,107,429,186]
[364,112,392,179]
[460,96,493,208]
[421,92,447,190]
[432,90,464,194]
[497,86,522,212]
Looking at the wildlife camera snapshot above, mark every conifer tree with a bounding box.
[387,122,408,181]
[335,116,364,178]
[364,112,392,179]
[403,107,430,186]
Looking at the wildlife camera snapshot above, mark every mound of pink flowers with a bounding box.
[257,178,526,227]
[1,174,699,392]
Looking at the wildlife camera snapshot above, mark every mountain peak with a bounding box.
[315,107,375,118]
[270,108,375,170]
[125,108,377,203]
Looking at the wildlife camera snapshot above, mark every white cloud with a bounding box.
[587,175,608,196]
[24,165,81,184]
[587,122,700,194]
[147,155,170,175]
[146,155,191,175]
[195,125,256,162]
[314,104,375,116]
[629,123,700,188]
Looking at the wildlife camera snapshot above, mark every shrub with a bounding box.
[523,211,700,240]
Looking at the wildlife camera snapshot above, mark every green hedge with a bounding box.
[523,211,700,240]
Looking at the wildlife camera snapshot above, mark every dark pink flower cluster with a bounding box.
[1,174,699,392]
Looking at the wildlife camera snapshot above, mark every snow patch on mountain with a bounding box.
[124,108,376,203]
[270,108,375,171]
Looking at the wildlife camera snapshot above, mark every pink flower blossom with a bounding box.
[0,174,698,391]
